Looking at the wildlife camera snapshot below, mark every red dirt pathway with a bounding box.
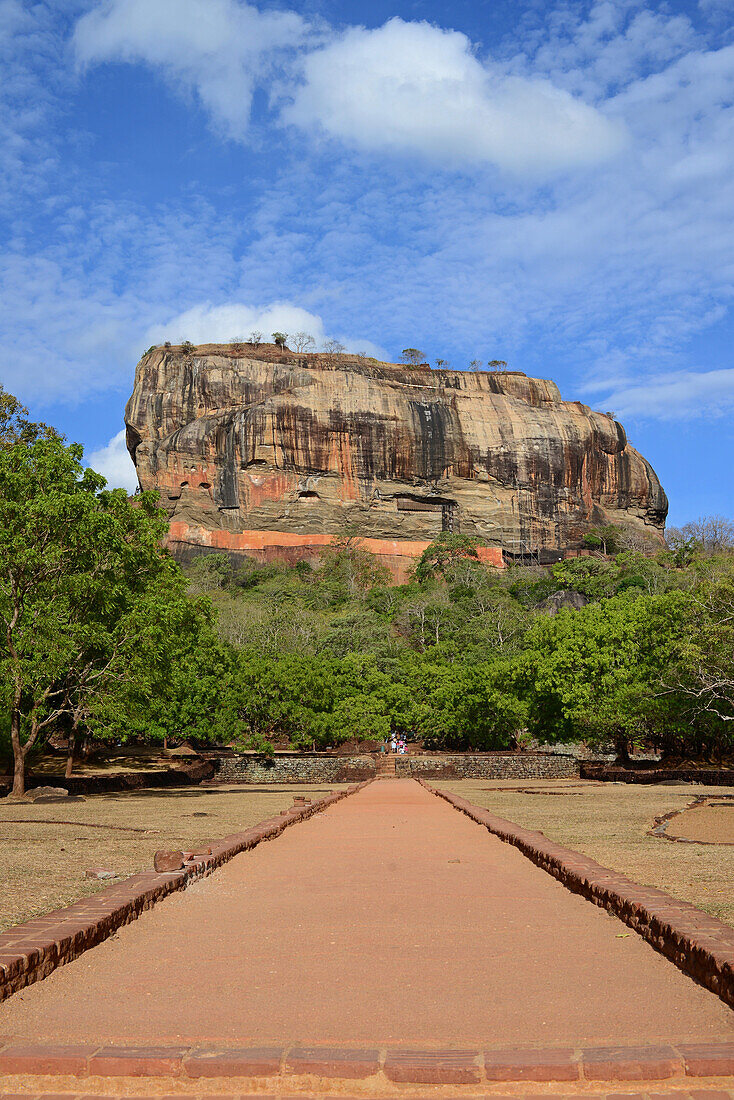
[1,779,732,1046]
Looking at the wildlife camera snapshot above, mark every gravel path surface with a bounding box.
[1,779,732,1046]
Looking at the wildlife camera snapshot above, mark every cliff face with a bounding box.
[125,344,667,560]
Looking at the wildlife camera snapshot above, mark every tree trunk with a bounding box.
[10,710,25,798]
[65,730,76,779]
[614,734,630,765]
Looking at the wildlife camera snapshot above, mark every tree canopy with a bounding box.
[0,432,209,794]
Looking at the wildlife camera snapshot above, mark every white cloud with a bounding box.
[699,0,734,13]
[2,0,732,433]
[146,300,329,347]
[0,0,70,211]
[74,4,624,175]
[0,196,244,403]
[87,428,139,492]
[145,300,387,357]
[269,28,734,380]
[74,0,308,139]
[284,18,625,173]
[588,368,734,421]
[522,2,697,98]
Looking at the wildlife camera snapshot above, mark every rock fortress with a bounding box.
[125,342,668,581]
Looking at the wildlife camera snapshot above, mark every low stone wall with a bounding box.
[396,753,579,780]
[2,1038,734,1085]
[0,760,215,797]
[215,752,579,783]
[581,763,734,785]
[213,754,376,784]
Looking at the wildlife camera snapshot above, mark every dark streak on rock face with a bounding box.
[125,345,668,552]
[216,417,240,509]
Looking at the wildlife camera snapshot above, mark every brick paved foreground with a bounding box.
[1,780,733,1046]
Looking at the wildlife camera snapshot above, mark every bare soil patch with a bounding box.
[667,799,734,843]
[0,783,342,933]
[434,778,734,927]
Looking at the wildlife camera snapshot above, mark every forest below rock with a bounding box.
[2,380,733,795]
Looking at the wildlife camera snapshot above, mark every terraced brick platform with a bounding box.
[0,779,732,1097]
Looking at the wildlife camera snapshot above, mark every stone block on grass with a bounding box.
[153,850,185,872]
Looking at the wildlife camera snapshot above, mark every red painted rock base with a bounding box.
[169,522,505,584]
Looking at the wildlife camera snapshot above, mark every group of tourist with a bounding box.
[389,736,407,755]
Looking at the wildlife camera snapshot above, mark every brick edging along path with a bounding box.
[419,780,734,1010]
[0,1040,733,1085]
[0,781,372,1004]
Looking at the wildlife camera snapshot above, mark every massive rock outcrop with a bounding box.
[125,344,667,573]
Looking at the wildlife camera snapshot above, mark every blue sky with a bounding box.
[1,0,733,525]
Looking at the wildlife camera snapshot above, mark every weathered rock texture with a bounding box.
[125,344,667,572]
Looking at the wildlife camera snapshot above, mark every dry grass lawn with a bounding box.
[435,779,734,927]
[0,783,345,933]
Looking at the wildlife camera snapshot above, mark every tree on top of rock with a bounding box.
[292,332,315,353]
[272,332,288,348]
[400,348,425,367]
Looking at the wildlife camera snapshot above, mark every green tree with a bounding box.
[272,332,288,348]
[318,610,395,659]
[661,557,734,759]
[415,531,481,582]
[0,386,57,448]
[315,537,391,604]
[550,551,683,602]
[318,694,390,744]
[231,652,336,746]
[550,556,622,600]
[414,659,527,750]
[400,348,425,366]
[88,576,225,752]
[0,434,174,796]
[187,552,233,593]
[520,592,688,759]
[582,524,624,555]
